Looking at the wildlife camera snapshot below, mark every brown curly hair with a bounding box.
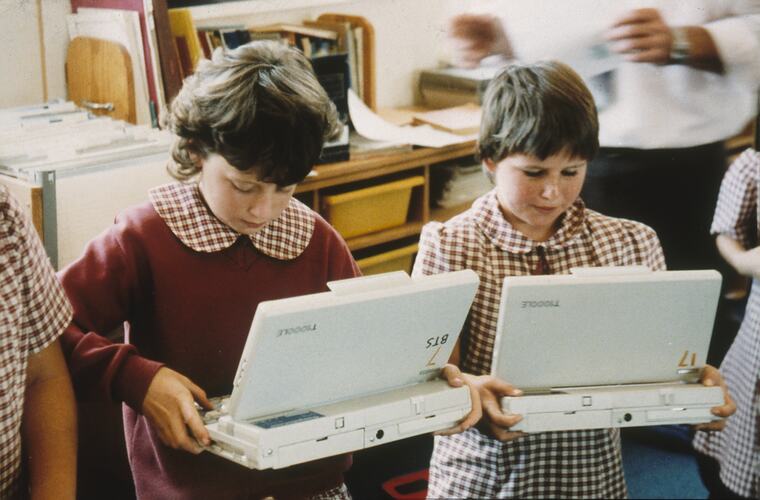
[164,40,341,186]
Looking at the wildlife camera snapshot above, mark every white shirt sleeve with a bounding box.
[703,0,760,82]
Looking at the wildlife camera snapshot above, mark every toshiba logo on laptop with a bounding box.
[521,300,560,308]
[276,324,317,337]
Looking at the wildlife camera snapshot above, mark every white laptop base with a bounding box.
[200,270,479,469]
[205,381,469,470]
[502,382,723,433]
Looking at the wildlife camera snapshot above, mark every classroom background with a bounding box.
[2,0,469,110]
[1,0,755,498]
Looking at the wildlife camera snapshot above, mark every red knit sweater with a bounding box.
[58,196,360,499]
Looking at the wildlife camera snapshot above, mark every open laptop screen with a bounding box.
[491,269,721,391]
[228,270,479,421]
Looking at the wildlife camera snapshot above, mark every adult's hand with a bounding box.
[142,367,213,454]
[448,13,511,67]
[607,8,673,64]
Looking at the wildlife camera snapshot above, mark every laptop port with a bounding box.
[375,429,384,440]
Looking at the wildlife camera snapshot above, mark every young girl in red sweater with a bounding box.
[59,41,476,499]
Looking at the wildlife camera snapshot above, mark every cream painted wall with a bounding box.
[1,0,45,106]
[0,0,466,109]
[0,0,71,107]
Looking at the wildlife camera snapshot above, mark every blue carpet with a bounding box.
[622,425,708,499]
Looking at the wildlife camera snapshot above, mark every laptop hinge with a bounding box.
[327,271,412,295]
[569,265,651,277]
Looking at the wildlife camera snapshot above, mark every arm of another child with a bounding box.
[716,233,760,279]
[23,339,76,499]
[689,232,756,433]
[690,151,760,431]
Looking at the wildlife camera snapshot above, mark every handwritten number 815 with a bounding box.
[426,335,448,348]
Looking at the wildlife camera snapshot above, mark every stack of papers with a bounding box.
[501,0,624,78]
[348,90,476,150]
[0,101,171,178]
[412,104,481,136]
[0,101,174,269]
[349,131,412,160]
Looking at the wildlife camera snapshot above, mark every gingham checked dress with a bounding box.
[693,149,760,498]
[413,189,665,499]
[0,185,72,497]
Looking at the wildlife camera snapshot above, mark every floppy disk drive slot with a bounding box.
[277,429,364,469]
[397,409,468,435]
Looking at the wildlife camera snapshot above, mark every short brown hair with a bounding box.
[164,40,341,185]
[478,61,599,163]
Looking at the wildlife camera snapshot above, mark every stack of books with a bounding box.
[419,66,502,109]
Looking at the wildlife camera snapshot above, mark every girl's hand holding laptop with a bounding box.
[143,367,214,454]
[435,364,484,436]
[695,365,736,432]
[466,374,525,441]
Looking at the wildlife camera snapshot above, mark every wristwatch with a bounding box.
[669,27,690,62]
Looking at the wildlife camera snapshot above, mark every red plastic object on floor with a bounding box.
[381,469,429,499]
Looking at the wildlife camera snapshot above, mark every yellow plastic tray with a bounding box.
[356,244,419,275]
[323,176,424,239]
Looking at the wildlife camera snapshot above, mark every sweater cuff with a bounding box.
[114,354,165,412]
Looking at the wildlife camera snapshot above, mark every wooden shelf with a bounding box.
[188,0,351,24]
[297,141,476,192]
[726,120,755,164]
[725,120,755,152]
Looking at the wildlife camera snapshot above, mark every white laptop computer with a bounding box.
[494,267,725,433]
[202,270,479,469]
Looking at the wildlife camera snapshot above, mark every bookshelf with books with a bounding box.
[67,1,376,121]
[174,11,375,110]
[310,13,375,111]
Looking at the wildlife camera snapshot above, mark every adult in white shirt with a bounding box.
[449,1,760,274]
